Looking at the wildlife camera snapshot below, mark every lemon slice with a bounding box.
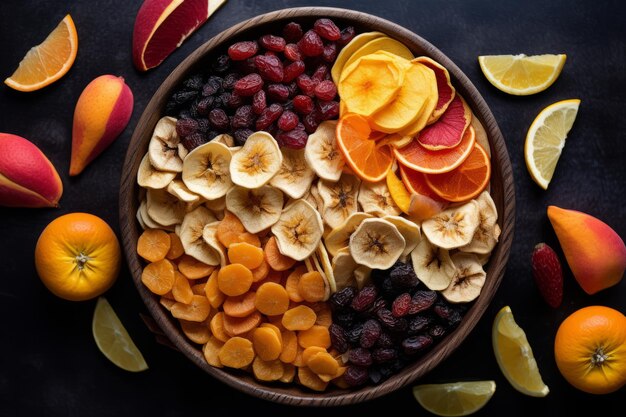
[92,297,148,372]
[478,54,566,95]
[492,306,549,397]
[524,99,580,189]
[412,381,496,416]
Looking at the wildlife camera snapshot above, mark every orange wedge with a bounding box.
[424,142,491,202]
[336,114,394,182]
[4,14,78,92]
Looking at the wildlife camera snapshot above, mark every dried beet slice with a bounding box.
[416,94,471,150]
[415,57,456,124]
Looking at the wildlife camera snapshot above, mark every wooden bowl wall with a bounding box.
[119,7,515,406]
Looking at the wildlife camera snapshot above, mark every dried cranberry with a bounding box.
[296,74,317,96]
[277,128,307,149]
[287,81,298,98]
[212,54,231,73]
[311,64,329,82]
[237,57,257,74]
[313,18,341,41]
[316,100,339,120]
[351,286,378,312]
[302,112,319,133]
[232,105,255,129]
[181,132,207,150]
[234,73,264,96]
[349,347,373,367]
[259,34,286,52]
[322,42,338,63]
[337,26,356,47]
[344,366,369,387]
[373,348,398,363]
[409,291,438,315]
[255,103,283,131]
[284,43,302,61]
[277,110,299,131]
[392,293,412,317]
[208,109,230,131]
[298,30,324,57]
[329,323,349,353]
[254,55,284,83]
[252,90,267,115]
[266,84,290,102]
[222,73,240,90]
[402,335,433,355]
[376,309,408,333]
[233,129,253,146]
[282,60,305,83]
[227,41,258,61]
[293,95,314,114]
[360,319,381,348]
[330,286,357,310]
[314,80,337,101]
[408,315,433,335]
[176,118,198,137]
[282,22,303,43]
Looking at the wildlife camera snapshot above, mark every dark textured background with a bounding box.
[1,0,625,415]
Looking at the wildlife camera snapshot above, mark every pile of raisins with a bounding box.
[165,19,356,151]
[329,262,468,387]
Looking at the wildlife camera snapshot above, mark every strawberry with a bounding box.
[531,243,563,308]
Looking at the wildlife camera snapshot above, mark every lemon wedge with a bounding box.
[412,381,496,416]
[92,297,148,372]
[524,99,580,189]
[492,306,549,397]
[478,54,566,95]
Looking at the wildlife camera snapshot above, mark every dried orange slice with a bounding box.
[395,125,476,174]
[336,114,394,182]
[4,15,78,92]
[417,94,472,150]
[415,57,456,125]
[424,142,491,202]
[399,165,445,201]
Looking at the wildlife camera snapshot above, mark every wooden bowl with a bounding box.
[119,7,515,406]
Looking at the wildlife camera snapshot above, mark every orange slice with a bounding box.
[395,125,476,174]
[424,142,491,202]
[336,114,394,182]
[399,164,445,201]
[4,15,78,92]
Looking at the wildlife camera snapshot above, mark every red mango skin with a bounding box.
[70,75,133,176]
[0,133,63,208]
[548,205,626,294]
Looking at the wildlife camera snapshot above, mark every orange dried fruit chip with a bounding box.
[282,305,317,331]
[209,312,230,342]
[297,366,329,392]
[217,263,253,296]
[141,259,175,295]
[285,265,307,302]
[252,357,284,382]
[307,351,339,376]
[218,336,255,369]
[222,291,256,318]
[137,229,171,262]
[205,270,225,308]
[172,271,193,304]
[255,282,290,316]
[203,335,224,368]
[264,236,297,271]
[297,271,326,303]
[170,295,211,322]
[166,232,184,260]
[222,310,262,336]
[228,242,265,269]
[298,325,331,349]
[180,319,210,345]
[252,327,283,361]
[279,330,298,363]
[178,254,215,279]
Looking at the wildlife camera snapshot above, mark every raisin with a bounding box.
[165,100,178,116]
[313,18,341,41]
[223,73,240,90]
[368,296,388,315]
[227,41,258,61]
[206,131,219,142]
[302,112,319,133]
[337,26,356,47]
[389,262,420,289]
[233,129,253,146]
[237,57,257,74]
[330,287,357,310]
[322,42,338,63]
[351,286,378,312]
[183,74,204,91]
[314,80,337,101]
[196,118,210,133]
[293,95,314,114]
[373,348,398,363]
[282,60,305,83]
[176,118,198,137]
[284,43,302,61]
[277,110,299,131]
[334,310,356,329]
[178,109,191,119]
[409,291,438,315]
[408,315,433,335]
[208,108,230,131]
[255,103,283,131]
[329,323,349,353]
[283,22,303,43]
[402,335,433,355]
[344,366,369,387]
[298,30,324,57]
[392,293,412,317]
[346,323,364,345]
[276,128,307,149]
[234,73,264,96]
[349,347,373,367]
[375,331,395,348]
[360,319,381,348]
[296,74,317,96]
[376,309,408,333]
[433,303,462,327]
[202,78,222,96]
[188,104,199,119]
[252,90,267,115]
[428,324,447,339]
[196,97,214,115]
[254,55,284,82]
[232,105,255,129]
[172,90,198,105]
[181,132,207,150]
[266,84,290,102]
[311,64,329,82]
[226,92,244,109]
[212,54,231,73]
[219,92,232,109]
[369,368,383,385]
[316,100,339,120]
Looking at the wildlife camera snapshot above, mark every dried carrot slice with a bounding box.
[251,259,270,282]
[282,305,317,331]
[307,351,339,376]
[264,236,297,271]
[205,270,225,308]
[172,271,194,304]
[216,210,246,248]
[255,282,290,316]
[218,336,255,369]
[191,282,206,295]
[252,327,283,361]
[297,271,326,302]
[298,366,328,391]
[217,264,253,296]
[279,330,298,363]
[298,325,331,349]
[285,265,307,302]
[222,311,262,336]
[210,312,231,342]
[222,291,256,318]
[302,346,327,364]
[142,259,175,295]
[203,335,224,368]
[178,254,215,279]
[180,318,211,344]
[228,242,265,269]
[260,323,283,345]
[166,232,184,260]
[308,302,332,328]
[171,295,211,322]
[279,363,296,383]
[137,229,171,263]
[252,357,284,382]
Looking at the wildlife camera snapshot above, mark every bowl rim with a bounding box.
[119,6,515,406]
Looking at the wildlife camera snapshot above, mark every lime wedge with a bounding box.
[92,297,148,372]
[413,381,496,416]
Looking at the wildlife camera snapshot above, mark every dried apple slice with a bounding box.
[417,94,472,150]
[331,31,385,84]
[397,62,438,136]
[415,57,456,125]
[341,36,415,77]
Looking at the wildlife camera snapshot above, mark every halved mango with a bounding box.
[341,36,415,80]
[331,31,385,84]
[398,62,438,136]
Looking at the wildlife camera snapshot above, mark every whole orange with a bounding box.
[554,306,626,394]
[35,212,121,301]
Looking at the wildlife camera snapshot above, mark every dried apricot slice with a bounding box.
[166,232,184,260]
[279,330,298,363]
[178,254,215,279]
[298,366,329,391]
[260,323,283,344]
[252,327,283,361]
[205,270,225,308]
[282,305,317,331]
[297,271,326,302]
[218,336,255,369]
[308,302,332,328]
[222,291,256,318]
[191,282,206,295]
[252,357,284,381]
[302,346,327,364]
[172,271,194,304]
[228,242,265,269]
[255,282,290,316]
[203,335,224,368]
[216,210,246,248]
[137,229,171,262]
[141,259,175,295]
[171,295,211,322]
[264,236,297,271]
[298,325,331,349]
[279,363,296,383]
[285,265,307,302]
[180,319,210,344]
[217,264,253,296]
[209,312,230,342]
[307,351,339,376]
[222,311,262,336]
[251,259,270,282]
